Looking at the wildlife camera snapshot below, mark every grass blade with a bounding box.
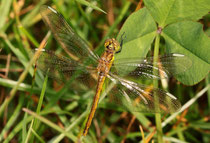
[75,0,107,14]
[0,0,12,31]
[22,108,77,141]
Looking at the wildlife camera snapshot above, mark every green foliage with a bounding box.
[115,0,210,85]
[116,8,157,60]
[163,21,210,85]
[144,0,210,27]
[0,0,209,143]
[0,0,12,31]
[75,0,107,14]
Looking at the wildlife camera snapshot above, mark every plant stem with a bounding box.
[153,34,163,143]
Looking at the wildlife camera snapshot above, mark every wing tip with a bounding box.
[166,92,177,100]
[172,53,185,57]
[40,5,58,15]
[47,6,58,14]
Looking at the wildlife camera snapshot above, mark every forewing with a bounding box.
[34,49,98,83]
[112,53,192,79]
[39,5,98,61]
[107,73,181,113]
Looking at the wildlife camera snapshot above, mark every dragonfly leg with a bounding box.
[116,32,126,54]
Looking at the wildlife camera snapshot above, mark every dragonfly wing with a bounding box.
[107,73,181,113]
[34,49,98,83]
[112,53,192,79]
[40,5,98,61]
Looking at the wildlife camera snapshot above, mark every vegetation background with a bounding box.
[0,0,209,143]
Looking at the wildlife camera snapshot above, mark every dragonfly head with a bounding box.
[104,38,121,53]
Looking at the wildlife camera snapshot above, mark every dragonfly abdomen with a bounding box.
[83,75,106,136]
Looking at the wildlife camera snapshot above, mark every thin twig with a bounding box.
[135,0,143,11]
[93,119,102,143]
[0,68,23,72]
[5,54,11,77]
[121,115,136,143]
[139,125,145,143]
[102,112,127,140]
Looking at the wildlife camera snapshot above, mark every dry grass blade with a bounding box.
[121,115,136,143]
[0,32,50,116]
[139,125,145,143]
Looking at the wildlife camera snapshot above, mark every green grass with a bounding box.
[0,0,210,143]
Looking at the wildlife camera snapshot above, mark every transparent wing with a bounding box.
[34,49,98,82]
[107,73,181,113]
[112,53,192,79]
[40,5,98,61]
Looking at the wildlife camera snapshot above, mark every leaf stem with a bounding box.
[153,34,163,143]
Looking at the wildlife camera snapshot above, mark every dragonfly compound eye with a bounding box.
[112,39,121,53]
[105,39,115,51]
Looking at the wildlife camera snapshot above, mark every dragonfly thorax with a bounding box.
[104,38,121,53]
[97,39,119,76]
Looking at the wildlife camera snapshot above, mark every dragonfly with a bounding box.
[36,5,191,136]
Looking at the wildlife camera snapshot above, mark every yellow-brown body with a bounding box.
[83,38,120,136]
